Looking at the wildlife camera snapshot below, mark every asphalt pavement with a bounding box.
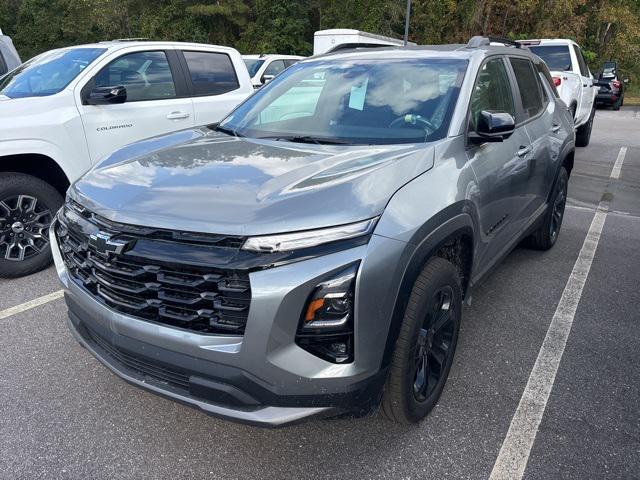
[1,107,638,480]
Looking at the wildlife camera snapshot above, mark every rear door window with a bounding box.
[509,58,544,120]
[528,45,572,72]
[469,57,515,130]
[572,45,590,77]
[183,51,239,96]
[264,60,286,77]
[95,50,176,102]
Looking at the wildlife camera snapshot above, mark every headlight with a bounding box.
[296,263,358,364]
[241,218,377,253]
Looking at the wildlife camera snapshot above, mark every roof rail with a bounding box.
[104,38,151,43]
[324,42,394,54]
[466,36,522,49]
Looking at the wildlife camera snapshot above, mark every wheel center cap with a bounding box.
[11,221,24,234]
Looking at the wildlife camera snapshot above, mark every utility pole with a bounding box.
[403,0,412,46]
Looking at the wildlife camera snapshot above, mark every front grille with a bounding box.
[86,327,190,391]
[56,204,251,335]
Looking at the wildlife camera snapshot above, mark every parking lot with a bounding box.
[1,106,639,480]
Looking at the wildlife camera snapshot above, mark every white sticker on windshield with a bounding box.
[348,78,368,111]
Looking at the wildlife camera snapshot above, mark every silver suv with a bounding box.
[52,36,575,426]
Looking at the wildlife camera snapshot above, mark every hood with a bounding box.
[71,127,435,236]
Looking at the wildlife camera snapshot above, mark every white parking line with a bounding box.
[489,201,608,480]
[0,290,64,321]
[610,147,627,179]
[489,145,628,479]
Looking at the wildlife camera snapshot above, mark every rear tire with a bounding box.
[575,106,594,147]
[381,257,462,424]
[613,96,622,111]
[526,167,568,251]
[0,173,63,278]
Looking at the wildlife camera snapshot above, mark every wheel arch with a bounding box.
[0,153,71,198]
[379,213,475,370]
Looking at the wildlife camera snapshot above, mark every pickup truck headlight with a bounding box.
[241,218,377,253]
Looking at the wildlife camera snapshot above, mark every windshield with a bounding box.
[243,58,265,77]
[529,45,572,71]
[220,58,467,145]
[0,47,105,99]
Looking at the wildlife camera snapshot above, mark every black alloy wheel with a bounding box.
[549,172,567,244]
[412,285,456,402]
[381,257,462,424]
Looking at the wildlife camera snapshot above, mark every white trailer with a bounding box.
[313,29,414,55]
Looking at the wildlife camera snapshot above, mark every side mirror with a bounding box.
[261,74,275,85]
[469,111,515,144]
[86,85,127,105]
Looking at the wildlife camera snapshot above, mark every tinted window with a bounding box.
[535,61,559,98]
[284,59,299,68]
[528,45,572,71]
[0,47,105,99]
[184,51,239,96]
[220,58,468,145]
[264,60,286,77]
[469,58,515,129]
[510,58,544,119]
[572,45,589,77]
[95,51,176,102]
[243,58,265,77]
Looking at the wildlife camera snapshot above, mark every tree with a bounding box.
[238,0,313,54]
[184,0,249,45]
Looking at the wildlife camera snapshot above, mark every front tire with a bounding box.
[0,173,63,278]
[526,167,568,251]
[381,257,462,424]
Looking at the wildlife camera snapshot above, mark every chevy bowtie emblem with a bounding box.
[89,232,131,255]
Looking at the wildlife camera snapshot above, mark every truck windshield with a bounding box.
[528,45,572,71]
[243,59,265,77]
[220,58,467,145]
[0,47,105,99]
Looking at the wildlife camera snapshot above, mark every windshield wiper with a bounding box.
[259,135,351,145]
[214,124,243,138]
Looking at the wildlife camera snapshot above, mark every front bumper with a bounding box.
[51,221,406,426]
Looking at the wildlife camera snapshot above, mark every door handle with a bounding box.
[551,124,561,133]
[517,145,532,157]
[166,111,190,120]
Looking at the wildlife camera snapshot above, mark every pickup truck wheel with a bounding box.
[526,167,568,250]
[575,107,595,147]
[381,257,461,424]
[613,96,622,111]
[0,173,62,278]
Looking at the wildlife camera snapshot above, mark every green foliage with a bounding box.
[238,0,313,55]
[1,0,638,89]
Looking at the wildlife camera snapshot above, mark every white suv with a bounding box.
[519,39,596,146]
[242,54,304,88]
[0,40,253,277]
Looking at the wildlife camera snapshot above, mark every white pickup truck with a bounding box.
[242,54,304,88]
[0,40,253,277]
[519,39,596,147]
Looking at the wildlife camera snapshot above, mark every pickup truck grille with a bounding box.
[55,203,251,335]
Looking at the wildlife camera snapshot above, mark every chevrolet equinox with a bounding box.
[52,37,575,426]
